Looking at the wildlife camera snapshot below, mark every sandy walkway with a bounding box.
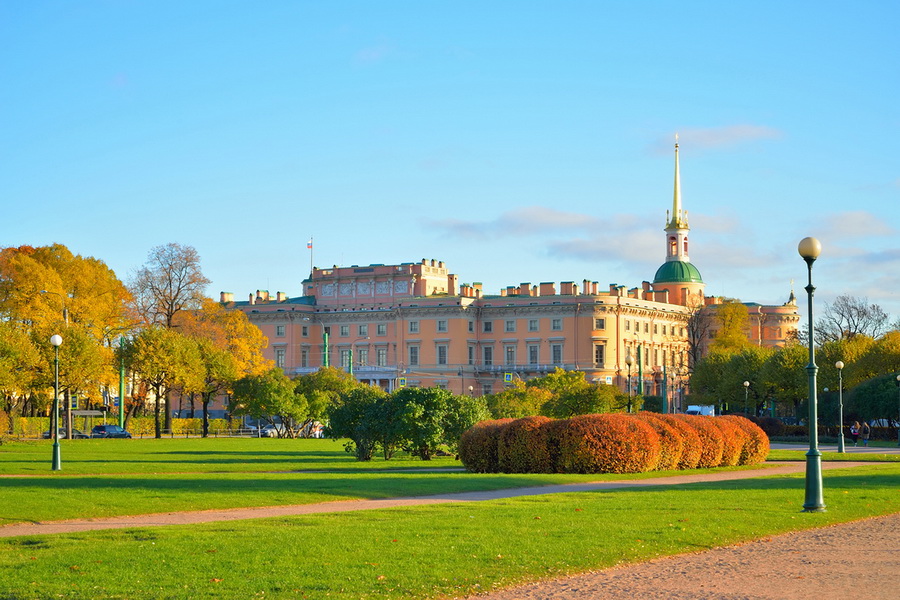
[465,512,900,600]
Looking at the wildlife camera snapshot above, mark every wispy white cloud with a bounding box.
[650,125,784,154]
[427,206,606,238]
[817,210,896,241]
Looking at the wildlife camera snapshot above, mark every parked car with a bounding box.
[42,428,90,439]
[91,425,132,439]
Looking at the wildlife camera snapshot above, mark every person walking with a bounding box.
[860,421,871,447]
[850,421,860,446]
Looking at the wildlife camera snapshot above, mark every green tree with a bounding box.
[231,368,306,437]
[324,386,390,460]
[758,344,809,419]
[294,366,364,434]
[485,381,552,418]
[525,368,622,416]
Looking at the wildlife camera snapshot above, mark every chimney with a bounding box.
[560,281,575,295]
[249,293,255,305]
[220,292,234,303]
[519,282,531,296]
[540,282,556,296]
[276,292,287,302]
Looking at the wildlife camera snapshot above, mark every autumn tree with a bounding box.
[526,368,624,417]
[172,298,270,436]
[131,243,210,328]
[125,326,205,437]
[709,301,752,354]
[485,381,553,418]
[685,299,713,369]
[293,366,364,434]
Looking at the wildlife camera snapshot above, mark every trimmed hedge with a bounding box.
[458,418,516,473]
[498,416,554,473]
[554,414,661,474]
[672,414,724,468]
[636,412,683,471]
[460,413,768,474]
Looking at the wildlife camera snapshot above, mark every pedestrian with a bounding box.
[860,421,871,447]
[850,421,860,446]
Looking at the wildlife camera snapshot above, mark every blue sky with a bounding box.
[2,1,899,320]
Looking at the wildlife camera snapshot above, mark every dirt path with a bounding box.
[464,512,900,600]
[0,461,868,538]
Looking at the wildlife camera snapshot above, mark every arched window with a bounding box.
[669,236,677,255]
[683,237,689,253]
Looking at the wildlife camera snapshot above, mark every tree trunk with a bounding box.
[164,391,172,434]
[202,394,211,438]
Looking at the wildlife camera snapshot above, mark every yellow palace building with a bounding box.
[224,143,799,407]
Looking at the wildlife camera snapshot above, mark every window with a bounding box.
[644,323,649,334]
[377,323,387,336]
[483,321,493,333]
[468,346,474,365]
[528,319,539,332]
[300,349,308,368]
[357,348,368,366]
[358,324,368,337]
[275,347,285,369]
[505,346,515,365]
[551,318,562,331]
[276,325,285,337]
[625,320,631,331]
[482,384,493,396]
[653,349,659,366]
[408,321,419,334]
[408,346,419,366]
[505,320,516,333]
[662,325,667,335]
[483,346,493,366]
[594,344,604,366]
[302,326,309,337]
[437,320,448,333]
[340,325,349,337]
[528,345,539,365]
[376,347,387,367]
[340,349,350,367]
[437,345,448,365]
[468,321,474,333]
[595,318,605,330]
[653,324,658,334]
[551,344,563,365]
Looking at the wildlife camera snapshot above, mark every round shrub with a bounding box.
[459,418,515,473]
[748,416,785,438]
[555,414,661,474]
[721,415,770,465]
[673,415,724,468]
[706,417,747,466]
[636,412,683,471]
[498,416,554,473]
[656,414,702,469]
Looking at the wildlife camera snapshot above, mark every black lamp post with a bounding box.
[624,351,634,412]
[798,236,825,512]
[743,380,750,415]
[836,361,845,453]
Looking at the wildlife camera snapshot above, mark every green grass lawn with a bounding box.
[0,438,776,525]
[2,463,898,599]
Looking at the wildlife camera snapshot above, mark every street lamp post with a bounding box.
[347,337,370,377]
[50,334,63,471]
[836,361,845,453]
[798,236,825,512]
[624,351,634,412]
[743,380,750,416]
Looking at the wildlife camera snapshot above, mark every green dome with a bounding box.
[653,260,703,284]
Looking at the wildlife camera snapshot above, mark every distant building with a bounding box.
[224,143,799,407]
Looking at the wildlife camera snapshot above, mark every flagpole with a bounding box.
[308,236,313,277]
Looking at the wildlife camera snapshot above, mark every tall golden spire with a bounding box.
[668,134,689,229]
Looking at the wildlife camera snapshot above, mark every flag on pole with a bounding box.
[307,238,313,249]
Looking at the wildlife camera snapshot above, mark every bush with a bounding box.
[458,419,516,473]
[554,414,661,474]
[706,417,747,466]
[721,415,769,465]
[673,415,724,468]
[636,412,683,471]
[497,416,554,473]
[747,416,785,437]
[656,415,702,469]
